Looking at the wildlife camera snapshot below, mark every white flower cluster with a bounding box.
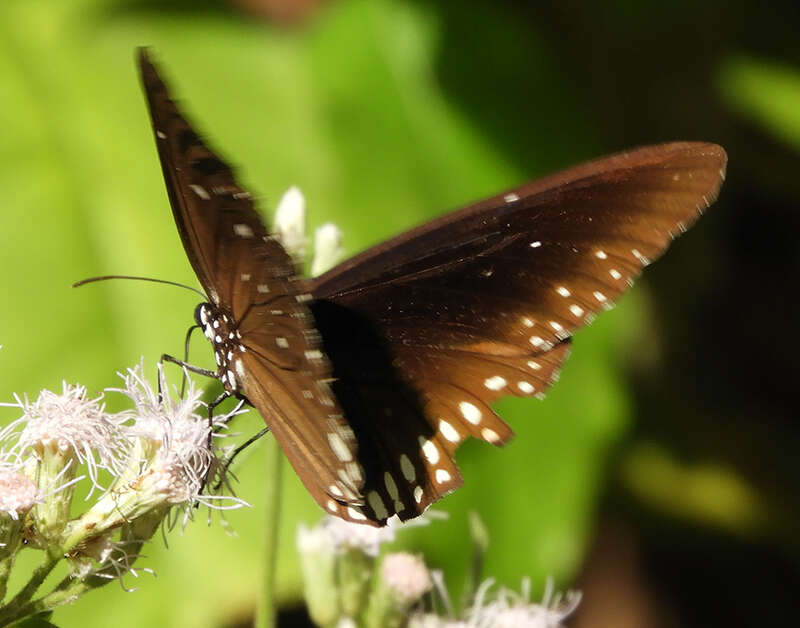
[272,185,344,277]
[296,515,580,628]
[0,363,247,621]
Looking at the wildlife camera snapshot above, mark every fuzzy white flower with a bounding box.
[319,513,399,557]
[381,552,432,603]
[466,578,581,628]
[110,363,245,510]
[409,576,580,628]
[60,364,246,554]
[10,383,127,490]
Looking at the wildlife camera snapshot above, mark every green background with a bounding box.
[1,1,798,626]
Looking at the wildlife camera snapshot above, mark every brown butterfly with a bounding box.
[138,48,726,526]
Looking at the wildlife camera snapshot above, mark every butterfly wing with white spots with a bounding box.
[139,49,367,516]
[309,142,726,523]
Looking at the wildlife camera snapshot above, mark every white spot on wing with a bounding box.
[384,472,399,501]
[257,284,270,294]
[240,273,251,281]
[593,291,607,303]
[530,335,545,348]
[632,248,650,265]
[346,462,363,484]
[484,375,506,391]
[235,359,245,378]
[414,486,423,504]
[556,286,571,297]
[504,192,520,203]
[595,250,608,260]
[518,381,535,394]
[530,241,542,248]
[400,454,416,482]
[527,360,541,370]
[610,269,622,280]
[458,401,482,425]
[368,491,388,520]
[328,433,352,462]
[481,427,500,443]
[276,337,289,348]
[570,304,584,317]
[435,469,452,484]
[189,184,210,200]
[439,420,460,443]
[329,484,343,497]
[419,437,440,464]
[347,507,367,521]
[233,223,254,238]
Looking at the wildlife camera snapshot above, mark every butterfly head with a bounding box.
[194,302,246,393]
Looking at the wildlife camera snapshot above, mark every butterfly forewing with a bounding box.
[138,49,367,516]
[138,49,726,527]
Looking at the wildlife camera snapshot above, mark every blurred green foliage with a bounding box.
[719,55,800,150]
[2,0,798,627]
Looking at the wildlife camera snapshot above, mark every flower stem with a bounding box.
[0,557,9,603]
[255,436,282,628]
[0,549,60,625]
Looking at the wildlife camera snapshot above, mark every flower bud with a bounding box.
[275,185,307,259]
[364,553,431,628]
[311,223,344,276]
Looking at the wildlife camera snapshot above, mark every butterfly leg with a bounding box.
[179,324,202,398]
[213,426,271,491]
[211,396,248,432]
[158,352,218,401]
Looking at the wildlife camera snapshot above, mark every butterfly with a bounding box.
[138,48,726,526]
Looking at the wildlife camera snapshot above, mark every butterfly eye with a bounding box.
[193,303,209,327]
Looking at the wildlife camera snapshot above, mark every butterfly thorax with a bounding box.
[194,302,246,393]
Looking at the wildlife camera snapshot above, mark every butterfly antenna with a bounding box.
[72,274,206,299]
